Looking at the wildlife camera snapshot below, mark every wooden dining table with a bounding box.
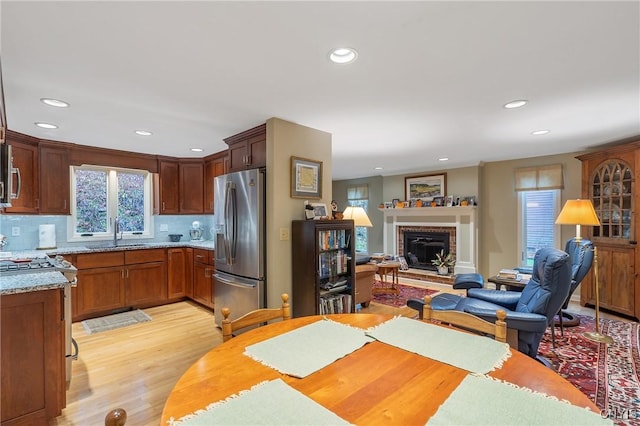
[161,313,599,425]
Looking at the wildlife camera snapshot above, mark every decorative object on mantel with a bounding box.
[432,250,455,275]
[405,173,446,204]
[291,156,322,199]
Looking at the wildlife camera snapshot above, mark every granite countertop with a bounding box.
[48,240,215,256]
[0,241,214,295]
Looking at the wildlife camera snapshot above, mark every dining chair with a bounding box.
[221,293,291,342]
[422,295,508,343]
[105,408,127,426]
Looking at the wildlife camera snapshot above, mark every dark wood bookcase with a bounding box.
[291,219,355,317]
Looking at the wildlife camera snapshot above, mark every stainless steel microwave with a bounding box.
[0,144,19,207]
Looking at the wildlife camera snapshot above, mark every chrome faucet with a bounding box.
[113,217,122,246]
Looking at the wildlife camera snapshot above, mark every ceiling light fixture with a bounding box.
[438,157,449,162]
[328,47,358,64]
[504,100,528,109]
[374,167,383,170]
[191,148,204,152]
[41,98,69,108]
[531,129,550,135]
[135,130,152,136]
[35,122,58,129]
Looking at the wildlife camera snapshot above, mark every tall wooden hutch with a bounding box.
[578,140,640,320]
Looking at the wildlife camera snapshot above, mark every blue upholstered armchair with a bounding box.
[423,248,572,360]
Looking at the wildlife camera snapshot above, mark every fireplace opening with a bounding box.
[403,231,450,271]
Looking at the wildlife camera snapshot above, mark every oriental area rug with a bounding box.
[371,281,438,308]
[538,315,640,424]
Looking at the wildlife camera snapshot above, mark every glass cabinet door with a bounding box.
[591,160,633,240]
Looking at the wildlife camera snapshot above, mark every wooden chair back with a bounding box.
[221,293,290,342]
[422,295,507,343]
[105,408,127,426]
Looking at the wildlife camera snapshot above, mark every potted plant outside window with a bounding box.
[432,250,455,275]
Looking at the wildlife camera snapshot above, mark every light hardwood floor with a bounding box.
[50,281,625,426]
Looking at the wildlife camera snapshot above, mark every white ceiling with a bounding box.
[2,1,639,180]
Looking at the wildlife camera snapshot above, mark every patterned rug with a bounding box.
[538,315,640,424]
[371,281,439,308]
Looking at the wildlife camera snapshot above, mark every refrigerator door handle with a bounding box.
[213,272,257,289]
[224,182,238,265]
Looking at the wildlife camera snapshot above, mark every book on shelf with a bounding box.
[319,293,352,315]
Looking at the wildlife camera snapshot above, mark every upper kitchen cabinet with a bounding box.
[224,124,266,172]
[5,131,39,214]
[39,141,70,215]
[204,151,227,213]
[158,158,204,214]
[179,160,204,213]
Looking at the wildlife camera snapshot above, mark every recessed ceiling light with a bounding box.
[374,167,383,170]
[191,148,204,152]
[438,157,449,162]
[135,130,152,136]
[41,98,69,108]
[35,122,58,129]
[531,129,550,135]
[504,100,528,109]
[328,47,358,64]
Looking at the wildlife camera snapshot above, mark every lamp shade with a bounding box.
[555,199,600,226]
[342,206,373,227]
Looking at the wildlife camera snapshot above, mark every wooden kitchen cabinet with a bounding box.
[578,140,640,320]
[168,247,193,300]
[5,133,39,214]
[224,123,266,172]
[193,248,214,309]
[158,159,180,214]
[204,151,227,213]
[73,249,167,321]
[179,160,204,213]
[1,288,65,425]
[125,249,167,305]
[158,159,204,214]
[39,142,70,214]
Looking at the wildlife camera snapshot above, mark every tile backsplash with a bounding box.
[0,214,213,251]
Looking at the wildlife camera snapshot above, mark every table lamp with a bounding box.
[342,206,373,227]
[555,199,613,344]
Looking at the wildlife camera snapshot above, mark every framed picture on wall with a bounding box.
[291,156,323,199]
[405,173,447,203]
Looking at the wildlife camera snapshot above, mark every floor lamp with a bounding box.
[555,199,613,344]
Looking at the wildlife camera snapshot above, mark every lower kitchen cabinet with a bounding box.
[1,288,65,425]
[168,247,193,299]
[73,249,167,321]
[193,248,214,309]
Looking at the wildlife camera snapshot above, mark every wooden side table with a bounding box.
[373,261,401,296]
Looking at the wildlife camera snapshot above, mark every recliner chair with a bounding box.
[420,248,572,360]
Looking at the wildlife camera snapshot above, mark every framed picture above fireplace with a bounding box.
[405,173,446,203]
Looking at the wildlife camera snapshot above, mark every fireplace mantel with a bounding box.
[379,206,478,274]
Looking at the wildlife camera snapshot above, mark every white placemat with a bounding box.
[168,378,351,425]
[243,318,373,378]
[427,374,612,425]
[365,316,510,374]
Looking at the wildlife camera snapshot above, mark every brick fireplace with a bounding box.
[398,226,456,271]
[379,206,477,274]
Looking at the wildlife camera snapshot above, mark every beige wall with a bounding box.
[333,152,586,278]
[265,117,332,308]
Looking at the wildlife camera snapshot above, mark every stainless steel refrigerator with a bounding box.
[213,168,266,327]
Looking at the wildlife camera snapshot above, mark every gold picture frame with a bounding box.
[291,156,323,199]
[405,173,447,203]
